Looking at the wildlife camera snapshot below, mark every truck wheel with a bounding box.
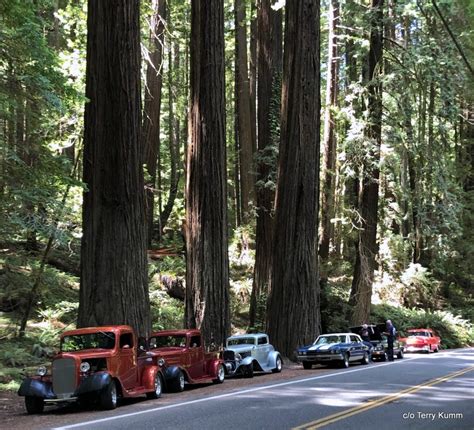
[170,369,185,392]
[25,396,44,414]
[213,364,225,384]
[100,380,118,410]
[272,355,282,373]
[146,372,163,399]
[302,361,312,370]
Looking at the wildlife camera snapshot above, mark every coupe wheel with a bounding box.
[302,361,312,370]
[100,380,118,410]
[360,352,369,365]
[380,353,388,362]
[243,363,254,378]
[170,369,185,392]
[213,364,225,384]
[146,372,163,399]
[341,353,350,368]
[272,355,282,373]
[397,349,404,359]
[25,396,44,414]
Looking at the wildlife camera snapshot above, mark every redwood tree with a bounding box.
[185,0,230,347]
[143,0,167,246]
[267,0,321,357]
[319,0,340,277]
[78,0,150,337]
[249,0,282,329]
[350,0,384,325]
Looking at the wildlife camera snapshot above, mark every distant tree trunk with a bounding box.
[350,0,383,325]
[234,0,255,222]
[319,0,340,278]
[267,0,321,357]
[143,0,166,246]
[249,0,282,329]
[160,43,180,232]
[186,0,230,347]
[78,0,150,337]
[249,0,258,155]
[342,12,360,266]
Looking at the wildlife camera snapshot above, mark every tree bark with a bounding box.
[143,0,167,246]
[186,0,230,347]
[249,0,282,329]
[267,0,321,357]
[78,0,150,337]
[350,0,383,325]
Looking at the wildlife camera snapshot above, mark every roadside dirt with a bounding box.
[0,362,336,430]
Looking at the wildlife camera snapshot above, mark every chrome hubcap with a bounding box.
[111,384,117,405]
[179,374,185,389]
[155,376,162,395]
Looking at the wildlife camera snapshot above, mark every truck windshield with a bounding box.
[61,332,116,352]
[150,335,187,348]
[227,337,256,346]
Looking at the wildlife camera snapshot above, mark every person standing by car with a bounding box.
[359,324,374,360]
[384,320,396,361]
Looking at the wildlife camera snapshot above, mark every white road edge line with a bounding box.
[52,349,469,430]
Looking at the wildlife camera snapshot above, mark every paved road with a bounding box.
[47,348,473,430]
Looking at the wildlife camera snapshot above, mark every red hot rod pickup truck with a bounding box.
[18,325,169,413]
[149,329,225,391]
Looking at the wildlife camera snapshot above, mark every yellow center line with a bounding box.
[292,366,474,430]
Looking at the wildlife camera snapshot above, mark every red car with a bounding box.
[18,325,166,413]
[400,328,441,353]
[149,329,225,391]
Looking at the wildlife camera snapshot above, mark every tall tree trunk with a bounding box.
[234,0,255,222]
[350,0,383,325]
[249,0,282,329]
[319,0,340,278]
[78,0,150,337]
[186,0,230,347]
[160,43,181,232]
[267,0,321,357]
[143,0,167,246]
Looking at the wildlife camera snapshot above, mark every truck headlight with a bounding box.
[37,366,47,376]
[80,362,91,373]
[235,353,242,361]
[158,358,166,367]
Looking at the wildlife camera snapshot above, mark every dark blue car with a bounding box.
[296,333,370,369]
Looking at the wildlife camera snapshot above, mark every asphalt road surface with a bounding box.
[10,348,474,430]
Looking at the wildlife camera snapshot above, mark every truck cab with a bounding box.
[149,329,225,391]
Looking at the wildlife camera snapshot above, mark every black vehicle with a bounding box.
[350,324,404,361]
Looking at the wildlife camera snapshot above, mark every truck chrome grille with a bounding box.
[52,358,76,398]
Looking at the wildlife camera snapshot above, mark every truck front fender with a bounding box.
[74,372,112,396]
[162,365,182,383]
[18,378,55,399]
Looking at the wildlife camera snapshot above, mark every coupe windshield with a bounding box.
[227,337,256,346]
[149,335,187,348]
[61,332,115,352]
[314,335,346,345]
